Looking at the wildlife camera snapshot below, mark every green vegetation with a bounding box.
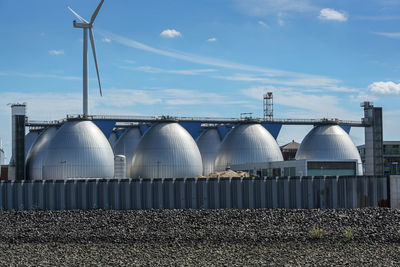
[343,227,354,242]
[309,228,324,239]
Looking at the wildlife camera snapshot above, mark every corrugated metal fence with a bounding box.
[0,176,389,210]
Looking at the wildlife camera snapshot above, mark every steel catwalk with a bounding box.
[42,120,114,179]
[196,128,221,175]
[26,126,58,180]
[113,126,142,177]
[215,123,283,171]
[295,125,363,175]
[131,122,202,178]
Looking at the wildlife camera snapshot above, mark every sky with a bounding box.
[1,0,400,160]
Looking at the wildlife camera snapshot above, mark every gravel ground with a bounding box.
[0,208,399,266]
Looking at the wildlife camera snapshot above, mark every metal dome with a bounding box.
[131,122,202,178]
[295,125,363,175]
[26,126,58,180]
[113,126,142,178]
[215,123,283,171]
[196,127,221,175]
[42,120,114,179]
[25,130,41,157]
[108,131,119,149]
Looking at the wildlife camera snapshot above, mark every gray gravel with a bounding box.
[0,208,400,266]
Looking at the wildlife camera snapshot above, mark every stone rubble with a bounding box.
[0,208,399,265]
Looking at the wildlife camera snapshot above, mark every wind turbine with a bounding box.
[67,0,104,117]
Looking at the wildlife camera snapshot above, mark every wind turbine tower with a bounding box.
[67,0,104,117]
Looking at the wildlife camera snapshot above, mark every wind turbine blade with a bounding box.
[90,0,104,24]
[67,5,89,23]
[89,28,102,96]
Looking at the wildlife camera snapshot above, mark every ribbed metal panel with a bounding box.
[108,131,118,149]
[215,123,283,171]
[0,176,389,210]
[196,128,221,175]
[42,120,114,179]
[131,122,202,178]
[26,126,58,180]
[295,125,363,175]
[113,127,141,177]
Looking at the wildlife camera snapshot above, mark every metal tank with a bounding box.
[26,126,58,180]
[113,126,141,177]
[42,120,114,179]
[114,155,126,179]
[9,130,41,165]
[215,123,283,171]
[108,131,119,149]
[131,122,203,178]
[295,125,363,175]
[196,127,221,175]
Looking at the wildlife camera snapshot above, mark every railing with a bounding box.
[26,114,367,127]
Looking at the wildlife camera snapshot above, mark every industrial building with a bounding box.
[2,0,384,181]
[358,141,400,175]
[2,99,382,180]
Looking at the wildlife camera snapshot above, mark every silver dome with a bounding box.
[295,125,363,175]
[25,130,41,157]
[42,120,114,179]
[113,126,142,177]
[196,128,221,175]
[26,126,58,180]
[131,122,202,178]
[215,123,283,171]
[108,131,119,149]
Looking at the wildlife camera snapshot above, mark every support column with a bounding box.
[362,102,383,176]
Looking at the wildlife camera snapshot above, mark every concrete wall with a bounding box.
[0,176,388,210]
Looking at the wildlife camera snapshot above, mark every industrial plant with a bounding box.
[0,0,392,212]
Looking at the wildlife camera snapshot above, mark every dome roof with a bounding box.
[42,120,114,179]
[196,127,221,175]
[108,131,119,149]
[113,126,142,178]
[25,130,41,157]
[26,126,58,180]
[295,125,363,174]
[131,122,202,178]
[215,123,283,171]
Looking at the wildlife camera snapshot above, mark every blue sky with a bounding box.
[1,0,400,159]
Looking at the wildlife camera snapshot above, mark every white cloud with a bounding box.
[102,37,111,43]
[368,81,400,94]
[278,12,285,26]
[207,37,217,42]
[121,65,217,75]
[48,50,65,55]
[319,8,348,22]
[373,32,400,38]
[258,21,269,28]
[102,30,343,79]
[241,86,362,122]
[160,29,182,38]
[234,0,316,16]
[0,71,80,81]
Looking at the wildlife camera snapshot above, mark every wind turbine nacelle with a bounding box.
[73,21,90,28]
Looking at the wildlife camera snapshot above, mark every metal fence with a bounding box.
[0,176,389,210]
